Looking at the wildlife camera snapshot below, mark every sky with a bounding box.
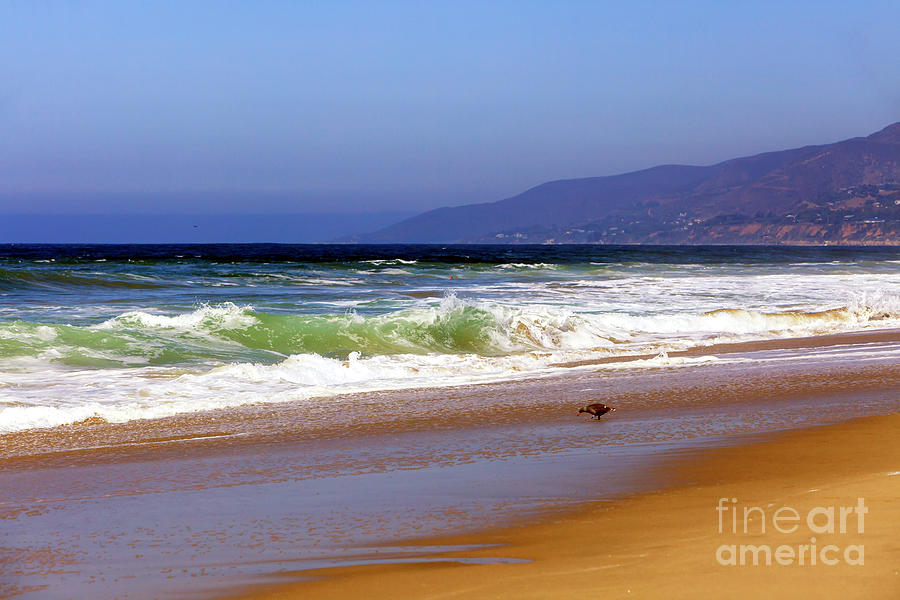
[1,0,899,227]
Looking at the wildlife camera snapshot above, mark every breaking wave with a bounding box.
[1,293,900,369]
[2,291,899,433]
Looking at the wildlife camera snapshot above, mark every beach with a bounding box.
[3,328,900,599]
[2,244,900,599]
[4,1,900,596]
[230,412,900,600]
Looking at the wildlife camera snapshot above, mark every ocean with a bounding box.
[1,244,899,434]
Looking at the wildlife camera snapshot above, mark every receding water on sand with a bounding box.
[3,337,900,599]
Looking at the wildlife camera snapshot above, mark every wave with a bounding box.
[90,297,612,359]
[495,263,559,270]
[0,350,566,432]
[2,292,900,433]
[0,348,735,433]
[1,292,899,370]
[360,259,419,265]
[0,267,163,290]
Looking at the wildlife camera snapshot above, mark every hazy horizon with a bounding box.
[2,1,899,241]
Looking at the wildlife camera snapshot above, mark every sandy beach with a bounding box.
[3,3,900,597]
[229,412,900,600]
[3,329,899,599]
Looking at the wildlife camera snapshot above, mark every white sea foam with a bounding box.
[94,302,257,332]
[361,259,419,265]
[0,346,745,433]
[3,263,900,434]
[0,351,558,432]
[12,318,899,435]
[496,263,559,269]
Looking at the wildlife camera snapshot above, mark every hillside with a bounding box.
[358,122,900,245]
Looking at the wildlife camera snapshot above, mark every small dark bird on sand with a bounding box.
[577,403,616,419]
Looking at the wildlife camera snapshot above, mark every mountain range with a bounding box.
[357,122,900,245]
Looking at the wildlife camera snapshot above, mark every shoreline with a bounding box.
[226,412,900,599]
[552,327,900,368]
[2,329,899,599]
[4,326,899,463]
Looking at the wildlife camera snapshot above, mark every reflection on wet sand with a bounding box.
[1,330,899,599]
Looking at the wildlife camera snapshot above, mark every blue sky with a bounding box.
[1,1,898,217]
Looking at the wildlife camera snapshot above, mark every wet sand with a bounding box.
[230,412,900,600]
[2,330,900,598]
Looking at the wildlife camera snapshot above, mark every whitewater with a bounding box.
[1,244,899,433]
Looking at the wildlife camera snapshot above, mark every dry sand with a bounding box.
[229,412,900,599]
